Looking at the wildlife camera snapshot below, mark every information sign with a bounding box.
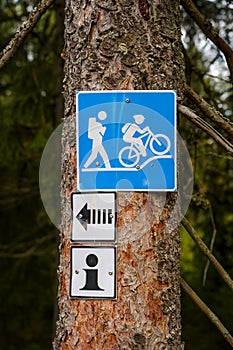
[70,246,116,300]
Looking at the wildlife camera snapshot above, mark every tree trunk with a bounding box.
[54,0,184,349]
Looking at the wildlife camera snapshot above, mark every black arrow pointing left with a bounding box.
[76,203,90,230]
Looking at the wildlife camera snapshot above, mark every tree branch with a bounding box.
[178,104,233,156]
[203,206,217,287]
[185,84,233,140]
[180,277,233,347]
[181,0,233,82]
[0,0,55,70]
[181,217,233,291]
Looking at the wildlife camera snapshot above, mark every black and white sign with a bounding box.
[70,246,117,299]
[71,192,116,242]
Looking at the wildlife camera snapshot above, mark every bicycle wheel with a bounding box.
[118,146,140,167]
[150,134,171,155]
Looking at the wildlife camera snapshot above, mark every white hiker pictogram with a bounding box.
[119,114,171,168]
[84,111,111,169]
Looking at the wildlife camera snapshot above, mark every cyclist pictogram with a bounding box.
[119,114,171,168]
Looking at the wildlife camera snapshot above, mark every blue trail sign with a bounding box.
[76,90,176,191]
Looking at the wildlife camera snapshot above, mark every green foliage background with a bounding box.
[180,1,233,348]
[0,0,232,349]
[0,1,63,348]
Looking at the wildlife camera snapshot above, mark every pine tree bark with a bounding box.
[54,0,184,349]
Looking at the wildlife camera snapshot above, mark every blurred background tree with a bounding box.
[0,0,63,349]
[0,0,232,349]
[180,0,233,349]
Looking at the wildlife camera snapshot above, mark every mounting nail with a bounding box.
[125,98,130,103]
[96,162,100,167]
[108,272,113,276]
[75,270,79,274]
[136,165,140,169]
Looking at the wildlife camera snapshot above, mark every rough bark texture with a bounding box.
[54,0,184,349]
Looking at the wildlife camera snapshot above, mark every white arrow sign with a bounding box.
[71,192,116,242]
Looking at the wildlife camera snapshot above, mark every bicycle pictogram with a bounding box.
[119,114,171,168]
[119,129,171,167]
